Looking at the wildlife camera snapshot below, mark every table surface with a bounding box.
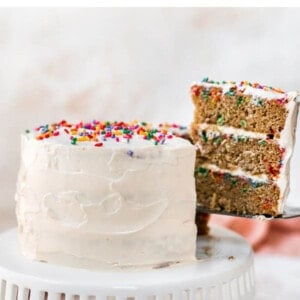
[1,217,300,300]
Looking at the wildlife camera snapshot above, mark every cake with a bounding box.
[158,122,210,235]
[15,120,197,269]
[190,78,299,217]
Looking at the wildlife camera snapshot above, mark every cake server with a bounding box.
[197,205,300,219]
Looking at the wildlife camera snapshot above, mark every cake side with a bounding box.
[191,78,299,216]
[15,120,197,269]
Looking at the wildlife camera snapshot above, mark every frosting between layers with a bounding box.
[197,123,267,140]
[200,163,269,183]
[16,122,197,269]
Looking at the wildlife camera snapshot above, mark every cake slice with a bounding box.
[190,78,299,217]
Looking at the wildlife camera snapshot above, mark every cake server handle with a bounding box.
[196,205,300,219]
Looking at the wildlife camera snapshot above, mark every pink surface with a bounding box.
[211,215,300,256]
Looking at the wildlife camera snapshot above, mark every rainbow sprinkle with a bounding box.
[201,77,286,94]
[32,120,178,147]
[191,77,287,97]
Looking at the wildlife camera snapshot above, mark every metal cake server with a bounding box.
[197,205,300,219]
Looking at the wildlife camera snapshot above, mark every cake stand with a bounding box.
[0,226,255,300]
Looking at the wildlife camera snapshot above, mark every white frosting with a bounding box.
[15,130,197,269]
[276,92,299,212]
[200,163,268,183]
[243,85,286,100]
[197,123,267,140]
[194,80,290,100]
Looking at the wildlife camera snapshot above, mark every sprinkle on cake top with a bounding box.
[199,77,286,94]
[190,77,293,102]
[26,120,188,147]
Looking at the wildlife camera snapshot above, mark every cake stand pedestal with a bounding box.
[0,226,255,300]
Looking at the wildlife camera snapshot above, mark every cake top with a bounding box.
[191,77,298,102]
[25,120,191,148]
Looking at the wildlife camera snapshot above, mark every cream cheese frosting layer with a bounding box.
[192,78,298,101]
[196,123,268,140]
[16,120,197,269]
[200,163,269,183]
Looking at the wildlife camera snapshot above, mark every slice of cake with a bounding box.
[15,120,197,269]
[191,78,299,217]
[158,122,210,235]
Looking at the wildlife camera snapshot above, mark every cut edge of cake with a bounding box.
[190,78,299,216]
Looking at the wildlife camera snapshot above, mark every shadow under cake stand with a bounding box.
[0,226,255,300]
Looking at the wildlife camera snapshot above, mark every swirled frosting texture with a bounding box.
[15,121,197,269]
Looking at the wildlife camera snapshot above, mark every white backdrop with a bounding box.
[1,7,300,223]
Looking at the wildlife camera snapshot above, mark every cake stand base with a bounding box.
[0,226,255,300]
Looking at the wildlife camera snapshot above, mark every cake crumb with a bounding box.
[153,262,172,269]
[202,245,213,256]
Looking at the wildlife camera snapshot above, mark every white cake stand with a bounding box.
[0,226,255,300]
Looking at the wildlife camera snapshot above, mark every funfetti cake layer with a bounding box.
[192,123,285,180]
[15,120,197,269]
[194,159,280,216]
[191,78,299,217]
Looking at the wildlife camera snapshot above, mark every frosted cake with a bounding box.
[191,78,299,217]
[15,120,197,269]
